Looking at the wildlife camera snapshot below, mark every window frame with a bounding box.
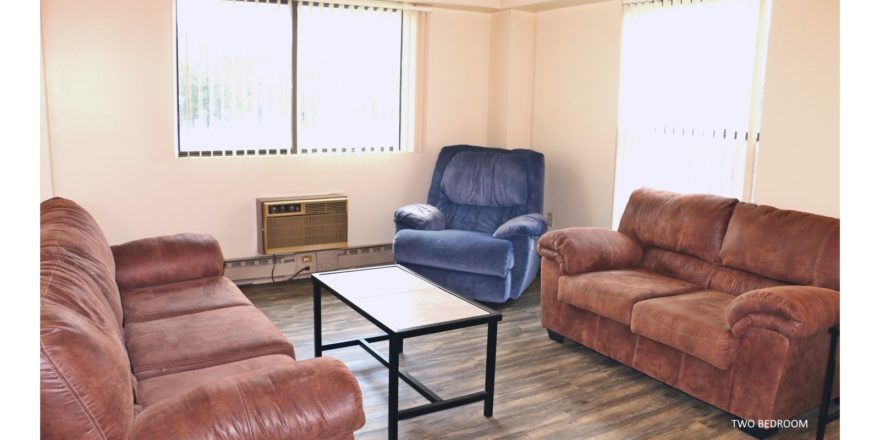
[172,0,419,158]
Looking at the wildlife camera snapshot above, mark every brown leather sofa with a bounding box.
[40,198,366,439]
[537,188,839,427]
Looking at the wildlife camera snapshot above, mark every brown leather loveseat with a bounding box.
[40,198,366,439]
[537,188,839,427]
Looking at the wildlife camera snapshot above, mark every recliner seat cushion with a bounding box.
[121,277,252,324]
[393,229,513,278]
[124,305,294,379]
[557,269,700,325]
[631,290,739,370]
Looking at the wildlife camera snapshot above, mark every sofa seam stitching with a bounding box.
[123,303,251,325]
[40,229,63,296]
[812,225,835,285]
[236,382,256,440]
[41,341,109,440]
[132,344,292,373]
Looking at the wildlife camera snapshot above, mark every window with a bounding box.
[175,0,424,156]
[611,0,772,226]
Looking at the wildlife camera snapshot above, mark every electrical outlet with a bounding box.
[301,255,313,264]
[547,211,554,227]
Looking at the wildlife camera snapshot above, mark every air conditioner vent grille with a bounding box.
[257,195,348,255]
[266,213,347,248]
[305,201,347,215]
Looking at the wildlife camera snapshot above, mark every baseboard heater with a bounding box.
[225,244,394,285]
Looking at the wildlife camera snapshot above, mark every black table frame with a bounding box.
[312,265,503,440]
[815,325,839,440]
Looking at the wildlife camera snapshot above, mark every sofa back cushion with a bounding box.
[428,145,544,234]
[618,188,738,263]
[41,198,134,439]
[719,203,840,290]
[41,198,123,326]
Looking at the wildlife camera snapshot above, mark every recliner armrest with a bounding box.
[131,357,366,440]
[537,227,643,275]
[726,285,840,338]
[112,233,225,291]
[394,203,446,232]
[493,214,548,239]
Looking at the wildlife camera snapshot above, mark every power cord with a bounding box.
[285,266,311,282]
[269,254,311,283]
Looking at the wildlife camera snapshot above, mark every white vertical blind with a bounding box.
[612,0,771,227]
[297,2,420,154]
[176,0,293,153]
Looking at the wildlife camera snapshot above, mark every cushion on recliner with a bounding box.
[440,151,528,207]
[557,269,699,325]
[631,290,739,370]
[393,229,514,278]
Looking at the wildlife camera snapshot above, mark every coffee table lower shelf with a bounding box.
[318,331,496,422]
[312,266,501,440]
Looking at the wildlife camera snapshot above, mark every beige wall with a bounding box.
[532,1,622,229]
[41,0,840,259]
[531,0,839,230]
[41,0,490,258]
[751,0,839,217]
[40,32,54,202]
[488,10,535,148]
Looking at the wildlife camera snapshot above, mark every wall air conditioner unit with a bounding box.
[257,194,348,255]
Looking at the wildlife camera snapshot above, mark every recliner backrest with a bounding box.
[427,145,544,233]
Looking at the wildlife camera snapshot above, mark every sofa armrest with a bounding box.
[493,214,548,239]
[131,357,365,440]
[111,233,225,291]
[726,286,840,338]
[536,227,643,275]
[394,203,446,232]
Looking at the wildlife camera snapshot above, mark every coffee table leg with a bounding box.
[313,280,322,358]
[389,336,402,440]
[484,320,497,417]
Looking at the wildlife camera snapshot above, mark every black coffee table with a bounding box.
[311,265,502,440]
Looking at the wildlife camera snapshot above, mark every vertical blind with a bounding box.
[297,2,418,154]
[611,0,771,226]
[177,0,293,153]
[175,0,423,156]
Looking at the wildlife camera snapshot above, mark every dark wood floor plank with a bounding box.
[243,276,838,440]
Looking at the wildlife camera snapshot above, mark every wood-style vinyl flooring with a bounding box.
[243,275,838,440]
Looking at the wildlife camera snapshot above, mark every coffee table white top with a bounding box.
[313,265,493,332]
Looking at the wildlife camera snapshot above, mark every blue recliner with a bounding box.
[392,145,547,303]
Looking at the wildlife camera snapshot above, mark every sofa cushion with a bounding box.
[41,198,123,329]
[557,269,700,325]
[618,188,738,263]
[393,229,514,278]
[121,277,252,324]
[440,151,528,207]
[719,203,840,290]
[125,305,294,379]
[136,354,295,406]
[631,290,739,370]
